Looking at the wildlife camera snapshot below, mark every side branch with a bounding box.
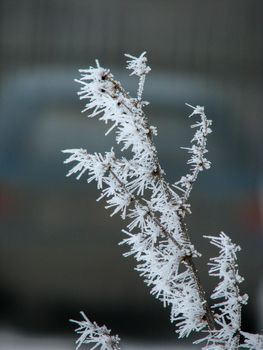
[71,312,120,350]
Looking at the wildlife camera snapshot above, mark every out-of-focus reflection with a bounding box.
[0,330,194,350]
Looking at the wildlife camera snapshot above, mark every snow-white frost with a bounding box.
[63,52,262,349]
[125,51,151,101]
[196,232,249,349]
[71,312,120,350]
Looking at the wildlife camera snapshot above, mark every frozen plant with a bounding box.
[71,311,120,350]
[63,52,263,349]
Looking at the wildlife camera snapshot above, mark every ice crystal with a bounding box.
[196,232,249,349]
[71,312,120,350]
[63,52,262,349]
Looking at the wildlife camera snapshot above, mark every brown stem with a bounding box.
[184,256,215,330]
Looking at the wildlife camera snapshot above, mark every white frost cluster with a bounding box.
[197,232,249,349]
[125,51,151,100]
[63,52,262,349]
[174,103,212,204]
[71,312,120,350]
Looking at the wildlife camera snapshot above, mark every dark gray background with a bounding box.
[0,0,262,345]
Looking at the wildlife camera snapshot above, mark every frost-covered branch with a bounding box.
[174,104,212,205]
[196,232,249,349]
[71,312,120,350]
[63,52,215,337]
[125,51,151,101]
[63,52,262,349]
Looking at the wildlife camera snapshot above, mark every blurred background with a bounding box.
[0,0,263,348]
